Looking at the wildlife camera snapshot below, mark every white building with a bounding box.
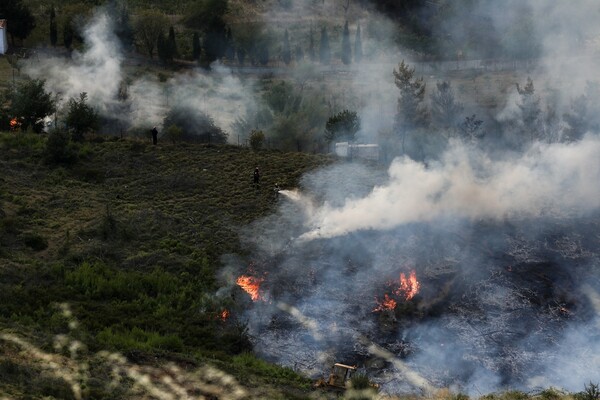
[334,142,380,161]
[0,20,7,55]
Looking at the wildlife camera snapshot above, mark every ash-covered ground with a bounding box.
[224,155,600,395]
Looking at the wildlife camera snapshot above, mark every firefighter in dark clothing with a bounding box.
[151,127,158,145]
[253,167,260,186]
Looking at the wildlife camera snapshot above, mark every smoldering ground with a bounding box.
[230,138,600,394]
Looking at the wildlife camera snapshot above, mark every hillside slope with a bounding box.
[0,134,334,398]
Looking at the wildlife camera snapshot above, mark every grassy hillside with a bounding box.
[0,133,334,398]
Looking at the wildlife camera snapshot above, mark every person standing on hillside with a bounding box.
[151,127,158,145]
[253,167,260,187]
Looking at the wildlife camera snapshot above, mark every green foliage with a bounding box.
[249,129,265,151]
[134,10,168,58]
[49,4,57,46]
[192,31,201,61]
[349,374,371,390]
[324,109,360,143]
[97,326,184,352]
[163,108,228,144]
[22,232,48,251]
[232,352,309,385]
[165,124,183,143]
[394,60,427,130]
[5,78,56,133]
[577,382,600,400]
[65,261,178,300]
[65,92,99,141]
[430,81,463,129]
[45,129,79,165]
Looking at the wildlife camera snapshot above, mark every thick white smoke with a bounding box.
[300,136,600,241]
[24,12,123,114]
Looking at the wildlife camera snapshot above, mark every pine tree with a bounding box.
[225,27,235,61]
[192,32,201,61]
[49,5,57,47]
[393,60,428,152]
[341,21,351,65]
[319,27,330,65]
[282,29,291,65]
[354,24,362,63]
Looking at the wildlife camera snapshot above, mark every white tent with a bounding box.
[0,20,8,55]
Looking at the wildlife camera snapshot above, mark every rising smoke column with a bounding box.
[24,12,123,115]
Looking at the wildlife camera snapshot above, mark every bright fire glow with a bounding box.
[219,309,230,321]
[395,270,420,300]
[236,275,264,301]
[9,118,19,130]
[373,294,397,312]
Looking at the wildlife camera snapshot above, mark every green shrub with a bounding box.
[44,129,78,165]
[577,383,600,400]
[22,232,48,251]
[249,129,265,151]
[97,326,184,352]
[350,374,371,390]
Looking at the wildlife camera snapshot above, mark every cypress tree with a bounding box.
[168,26,178,59]
[282,29,291,65]
[354,23,363,63]
[192,32,201,61]
[319,27,330,65]
[225,27,235,61]
[63,19,73,49]
[49,5,57,47]
[341,21,351,65]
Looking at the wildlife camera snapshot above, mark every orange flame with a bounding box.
[236,275,264,301]
[373,294,397,312]
[395,270,420,301]
[219,309,230,321]
[9,118,19,130]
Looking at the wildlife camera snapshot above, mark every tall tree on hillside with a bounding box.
[562,82,600,142]
[66,92,99,141]
[225,27,235,61]
[186,0,229,66]
[113,1,135,51]
[168,26,178,58]
[430,81,463,130]
[0,0,36,46]
[354,24,363,62]
[282,29,291,65]
[319,27,330,65]
[192,32,201,62]
[393,60,428,152]
[6,79,56,133]
[49,5,57,47]
[341,21,351,65]
[134,10,168,59]
[515,77,542,143]
[295,44,304,62]
[324,109,360,144]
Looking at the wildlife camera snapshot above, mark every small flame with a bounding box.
[10,118,19,130]
[219,309,230,321]
[395,270,420,301]
[373,294,397,312]
[236,275,264,301]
